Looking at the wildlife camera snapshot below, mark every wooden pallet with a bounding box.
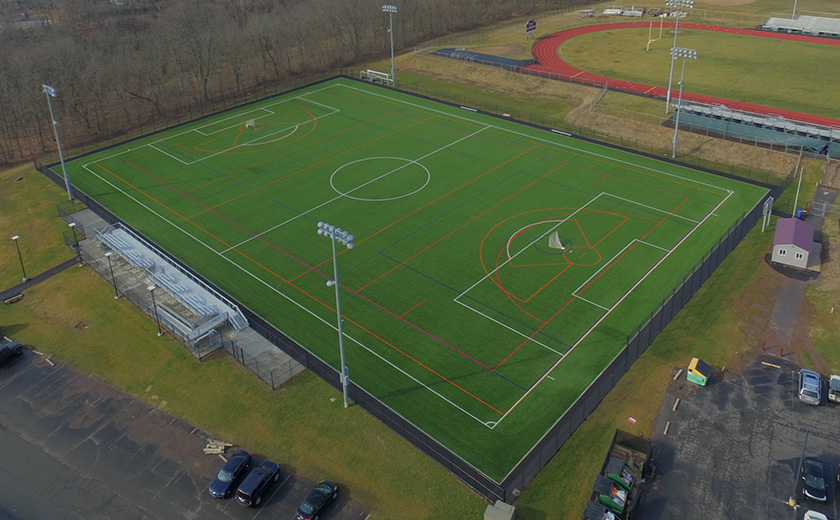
[203,439,233,455]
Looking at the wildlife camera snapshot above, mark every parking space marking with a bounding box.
[251,473,292,518]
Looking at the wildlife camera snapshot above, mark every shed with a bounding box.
[771,217,814,269]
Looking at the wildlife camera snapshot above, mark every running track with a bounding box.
[525,22,840,128]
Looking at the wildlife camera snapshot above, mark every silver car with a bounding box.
[799,369,822,406]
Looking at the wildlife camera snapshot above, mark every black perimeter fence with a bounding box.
[35,73,786,504]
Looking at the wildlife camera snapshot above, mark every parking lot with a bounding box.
[639,352,840,520]
[0,351,369,520]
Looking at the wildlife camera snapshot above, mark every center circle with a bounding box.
[330,157,431,202]
[563,246,601,267]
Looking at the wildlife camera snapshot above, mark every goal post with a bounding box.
[360,69,394,85]
[548,231,566,250]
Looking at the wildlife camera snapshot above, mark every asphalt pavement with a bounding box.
[0,351,369,520]
[639,353,840,520]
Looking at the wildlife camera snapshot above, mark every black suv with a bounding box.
[0,337,23,366]
[235,459,280,507]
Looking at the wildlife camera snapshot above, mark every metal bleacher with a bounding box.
[678,101,840,156]
[762,15,840,38]
[153,272,218,318]
[98,228,156,270]
[95,223,249,336]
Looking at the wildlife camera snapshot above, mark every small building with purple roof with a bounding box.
[771,217,815,269]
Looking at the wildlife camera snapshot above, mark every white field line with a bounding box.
[179,107,339,166]
[572,239,668,312]
[222,125,491,254]
[452,298,563,356]
[489,191,732,430]
[573,240,643,299]
[193,106,276,136]
[336,81,735,196]
[455,193,603,301]
[571,294,610,312]
[82,96,339,169]
[604,192,701,224]
[147,143,188,165]
[80,161,496,428]
[78,80,742,428]
[638,239,671,253]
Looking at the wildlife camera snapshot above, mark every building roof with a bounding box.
[773,218,814,251]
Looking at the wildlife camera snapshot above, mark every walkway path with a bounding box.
[0,258,78,302]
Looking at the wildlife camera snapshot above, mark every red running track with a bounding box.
[525,22,840,128]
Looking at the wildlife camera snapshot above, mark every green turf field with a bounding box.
[61,77,767,481]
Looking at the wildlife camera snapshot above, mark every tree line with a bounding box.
[0,0,594,167]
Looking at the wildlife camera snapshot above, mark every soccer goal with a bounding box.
[360,69,394,85]
[245,119,257,129]
[548,231,566,250]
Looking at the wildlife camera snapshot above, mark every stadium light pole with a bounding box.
[11,235,27,282]
[105,251,119,299]
[671,47,698,158]
[316,221,355,409]
[147,284,164,336]
[68,222,83,266]
[792,0,798,19]
[665,0,693,114]
[382,4,397,82]
[42,84,72,200]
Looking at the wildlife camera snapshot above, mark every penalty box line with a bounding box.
[488,190,733,430]
[134,95,342,167]
[81,160,502,429]
[572,238,670,312]
[453,193,605,358]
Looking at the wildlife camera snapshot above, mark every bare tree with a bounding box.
[165,1,229,102]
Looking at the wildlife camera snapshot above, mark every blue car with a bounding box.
[209,450,251,499]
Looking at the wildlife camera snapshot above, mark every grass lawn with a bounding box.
[1,164,77,287]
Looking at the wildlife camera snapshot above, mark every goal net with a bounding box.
[548,231,565,250]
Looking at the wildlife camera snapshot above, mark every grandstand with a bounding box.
[675,101,839,157]
[95,223,248,340]
[761,15,840,38]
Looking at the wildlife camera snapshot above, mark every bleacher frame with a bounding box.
[95,223,249,333]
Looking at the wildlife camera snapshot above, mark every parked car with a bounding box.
[209,450,251,499]
[801,457,827,502]
[0,336,23,366]
[829,375,840,403]
[235,459,280,507]
[804,511,828,520]
[296,480,338,520]
[798,369,822,406]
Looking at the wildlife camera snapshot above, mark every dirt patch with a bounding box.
[405,54,587,102]
[465,43,532,60]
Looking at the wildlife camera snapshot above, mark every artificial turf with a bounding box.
[60,77,767,480]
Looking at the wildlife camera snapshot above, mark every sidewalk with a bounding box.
[0,257,79,302]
